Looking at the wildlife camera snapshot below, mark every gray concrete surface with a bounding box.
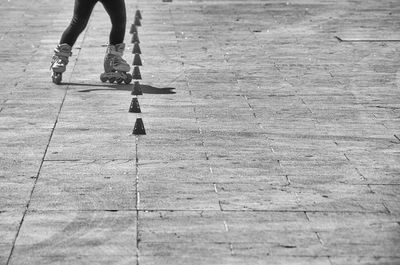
[0,0,399,264]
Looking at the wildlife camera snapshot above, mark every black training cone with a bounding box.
[131,32,140,44]
[133,54,142,66]
[130,24,137,34]
[129,97,141,113]
[135,10,142,20]
[134,16,141,26]
[132,42,142,54]
[133,118,146,135]
[133,66,142,80]
[131,81,143,95]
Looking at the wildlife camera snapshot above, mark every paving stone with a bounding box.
[0,181,33,211]
[330,257,400,265]
[139,242,231,257]
[308,212,400,257]
[139,210,226,242]
[0,102,62,130]
[12,211,136,258]
[370,185,400,215]
[55,93,137,130]
[0,211,23,262]
[46,129,135,160]
[138,160,213,183]
[0,158,39,182]
[9,255,136,265]
[141,117,198,131]
[140,255,331,265]
[137,142,206,161]
[0,128,52,160]
[218,182,387,212]
[217,183,299,211]
[139,182,220,210]
[294,184,387,212]
[29,160,136,211]
[222,211,323,256]
[210,160,287,184]
[279,159,363,183]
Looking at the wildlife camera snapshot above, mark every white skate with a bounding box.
[100,43,132,84]
[50,43,72,84]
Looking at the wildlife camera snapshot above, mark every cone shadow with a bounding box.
[140,84,176,94]
[61,82,131,90]
[76,83,176,94]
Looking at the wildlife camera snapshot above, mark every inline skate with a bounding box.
[50,43,72,84]
[100,43,132,84]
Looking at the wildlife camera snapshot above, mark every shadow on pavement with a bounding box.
[61,82,176,94]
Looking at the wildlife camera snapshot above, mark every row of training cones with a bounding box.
[130,10,146,135]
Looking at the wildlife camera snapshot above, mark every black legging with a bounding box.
[60,0,126,46]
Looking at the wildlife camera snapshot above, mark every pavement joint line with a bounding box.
[335,36,400,42]
[44,159,136,162]
[131,8,144,259]
[367,185,375,194]
[242,94,263,128]
[134,135,140,263]
[44,159,85,162]
[229,243,235,256]
[5,16,92,265]
[358,183,400,186]
[213,183,218,193]
[294,193,301,206]
[355,167,367,181]
[223,221,229,232]
[382,203,392,214]
[304,211,311,222]
[394,134,400,142]
[262,132,396,142]
[21,209,393,214]
[27,209,139,213]
[315,231,325,246]
[127,183,399,187]
[285,175,291,186]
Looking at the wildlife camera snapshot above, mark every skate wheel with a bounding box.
[52,73,62,84]
[109,77,116,83]
[125,73,132,84]
[100,74,108,83]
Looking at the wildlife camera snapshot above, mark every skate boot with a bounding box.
[100,43,132,84]
[50,43,72,84]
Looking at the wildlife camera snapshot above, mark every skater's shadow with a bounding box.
[62,82,176,94]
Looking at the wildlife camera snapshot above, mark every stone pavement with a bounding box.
[1,0,399,264]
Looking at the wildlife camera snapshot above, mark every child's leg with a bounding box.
[51,0,97,84]
[99,0,131,84]
[101,0,127,45]
[60,0,98,46]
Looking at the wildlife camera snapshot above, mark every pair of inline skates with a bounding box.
[50,43,132,84]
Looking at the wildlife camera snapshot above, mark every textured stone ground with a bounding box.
[0,0,399,264]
